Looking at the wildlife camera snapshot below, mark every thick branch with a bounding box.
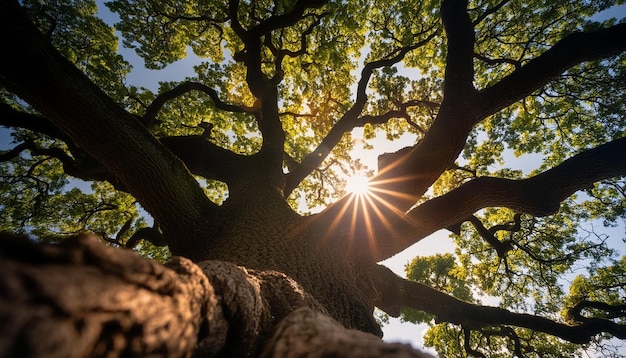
[471,0,511,25]
[441,0,477,99]
[468,215,517,258]
[370,264,626,345]
[356,137,626,261]
[268,12,325,62]
[0,112,243,190]
[248,0,328,37]
[0,139,125,189]
[567,300,626,323]
[125,227,166,249]
[284,38,436,194]
[0,234,214,357]
[228,0,289,170]
[0,106,126,186]
[348,1,478,213]
[0,1,216,243]
[159,135,247,184]
[0,141,30,161]
[262,308,433,357]
[479,22,626,116]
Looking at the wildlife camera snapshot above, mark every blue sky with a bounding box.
[1,2,625,354]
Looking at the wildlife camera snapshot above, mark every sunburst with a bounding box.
[346,173,371,196]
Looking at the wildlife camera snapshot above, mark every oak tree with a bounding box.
[1,0,625,356]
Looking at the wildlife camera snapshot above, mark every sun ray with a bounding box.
[316,169,429,259]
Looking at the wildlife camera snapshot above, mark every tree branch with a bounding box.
[0,104,130,187]
[567,300,626,323]
[230,0,328,94]
[479,22,626,117]
[463,328,487,358]
[248,0,328,37]
[262,308,434,357]
[471,0,511,25]
[370,264,626,345]
[0,1,216,245]
[267,12,327,84]
[472,326,525,358]
[353,25,479,216]
[284,108,407,194]
[142,81,257,127]
[441,0,477,99]
[0,139,126,189]
[159,135,248,184]
[0,102,68,141]
[125,227,167,249]
[284,37,436,194]
[0,141,30,161]
[474,52,521,70]
[360,136,626,262]
[467,214,518,258]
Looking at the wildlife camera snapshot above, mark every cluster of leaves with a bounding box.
[1,0,625,355]
[403,249,623,356]
[401,200,625,356]
[564,256,626,323]
[0,0,159,256]
[21,0,131,99]
[399,4,626,355]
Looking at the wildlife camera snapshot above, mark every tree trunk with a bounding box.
[2,0,625,356]
[0,233,432,357]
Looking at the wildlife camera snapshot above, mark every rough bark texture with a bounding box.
[0,0,215,243]
[261,308,433,358]
[0,234,213,357]
[0,233,435,357]
[1,0,626,356]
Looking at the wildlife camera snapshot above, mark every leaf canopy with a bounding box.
[1,0,625,356]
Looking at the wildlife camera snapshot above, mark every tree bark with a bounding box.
[370,264,626,345]
[0,0,215,243]
[261,308,433,358]
[0,234,213,357]
[0,233,435,357]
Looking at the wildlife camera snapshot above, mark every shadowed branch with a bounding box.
[142,81,258,128]
[352,136,626,261]
[0,0,217,241]
[370,264,626,344]
[479,22,626,117]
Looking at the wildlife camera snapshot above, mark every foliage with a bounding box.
[402,253,474,324]
[21,0,131,99]
[1,0,625,356]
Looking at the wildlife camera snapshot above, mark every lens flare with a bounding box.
[346,174,370,195]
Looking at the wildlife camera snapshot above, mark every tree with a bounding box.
[0,0,625,356]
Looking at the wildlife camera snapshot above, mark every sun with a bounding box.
[346,174,371,195]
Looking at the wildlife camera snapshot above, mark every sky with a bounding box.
[1,1,625,355]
